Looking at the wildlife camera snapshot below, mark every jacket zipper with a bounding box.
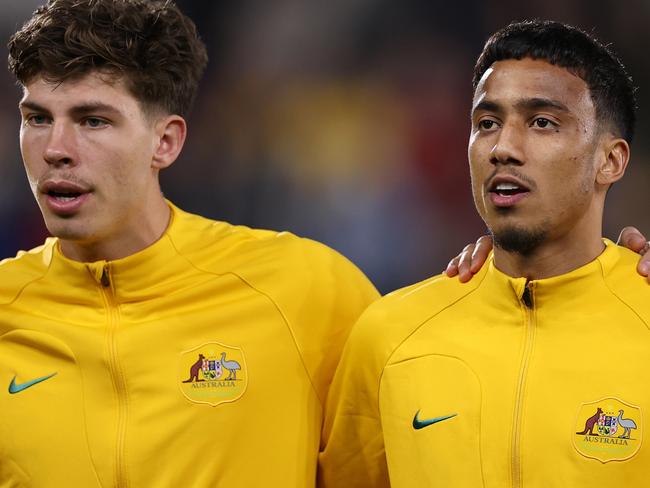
[512,282,535,488]
[99,265,129,488]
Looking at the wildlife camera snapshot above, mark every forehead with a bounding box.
[20,71,140,112]
[472,58,594,117]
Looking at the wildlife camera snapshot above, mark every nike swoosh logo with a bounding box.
[8,373,57,394]
[412,410,457,430]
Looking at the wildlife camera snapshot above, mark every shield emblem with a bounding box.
[573,397,642,462]
[202,359,223,380]
[597,413,618,437]
[179,341,248,406]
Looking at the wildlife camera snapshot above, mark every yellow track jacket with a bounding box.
[0,203,378,488]
[319,240,649,488]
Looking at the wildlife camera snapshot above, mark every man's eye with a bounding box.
[27,114,49,125]
[532,117,554,129]
[478,119,497,130]
[84,117,108,128]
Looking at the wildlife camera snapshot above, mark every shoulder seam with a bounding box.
[598,258,650,331]
[377,272,488,413]
[0,256,52,307]
[167,234,323,405]
[0,272,49,306]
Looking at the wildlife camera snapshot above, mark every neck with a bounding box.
[493,221,605,281]
[59,197,171,263]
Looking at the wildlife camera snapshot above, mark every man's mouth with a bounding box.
[47,189,83,202]
[491,182,527,197]
[487,177,531,208]
[40,181,91,215]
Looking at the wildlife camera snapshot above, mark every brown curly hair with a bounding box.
[8,0,208,117]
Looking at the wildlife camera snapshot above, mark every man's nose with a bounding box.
[489,123,524,166]
[43,122,75,166]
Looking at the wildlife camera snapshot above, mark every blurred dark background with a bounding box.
[1,0,648,293]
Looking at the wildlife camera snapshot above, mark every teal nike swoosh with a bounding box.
[412,410,457,430]
[8,373,57,394]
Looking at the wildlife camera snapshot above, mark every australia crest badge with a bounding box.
[573,397,642,462]
[179,341,248,406]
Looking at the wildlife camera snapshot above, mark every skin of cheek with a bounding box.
[467,133,489,221]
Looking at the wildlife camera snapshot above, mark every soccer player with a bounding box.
[1,4,647,486]
[0,1,379,486]
[319,21,650,487]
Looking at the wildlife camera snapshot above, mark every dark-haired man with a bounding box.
[319,21,650,487]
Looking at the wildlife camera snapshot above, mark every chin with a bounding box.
[490,224,549,257]
[44,220,93,242]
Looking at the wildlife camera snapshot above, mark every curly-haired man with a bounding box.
[2,1,378,486]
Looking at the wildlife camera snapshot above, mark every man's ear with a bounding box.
[596,137,629,185]
[152,115,187,170]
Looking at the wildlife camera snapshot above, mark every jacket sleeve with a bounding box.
[282,238,380,407]
[236,232,380,410]
[318,304,391,488]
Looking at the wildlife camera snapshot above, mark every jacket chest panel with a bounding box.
[378,308,650,487]
[0,328,103,487]
[517,329,650,486]
[380,354,488,488]
[0,275,319,486]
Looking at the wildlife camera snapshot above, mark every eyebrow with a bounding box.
[19,100,123,118]
[472,97,570,116]
[515,97,570,112]
[19,100,50,114]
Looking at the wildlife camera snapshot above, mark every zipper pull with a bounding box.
[100,265,111,288]
[522,283,534,308]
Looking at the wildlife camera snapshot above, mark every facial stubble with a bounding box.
[489,214,550,257]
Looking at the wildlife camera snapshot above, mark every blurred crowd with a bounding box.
[1,0,648,293]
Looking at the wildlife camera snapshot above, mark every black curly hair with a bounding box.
[473,20,636,142]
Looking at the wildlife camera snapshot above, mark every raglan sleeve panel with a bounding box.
[278,238,380,407]
[317,302,392,488]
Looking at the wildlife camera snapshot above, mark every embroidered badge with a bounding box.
[179,342,248,406]
[573,397,642,462]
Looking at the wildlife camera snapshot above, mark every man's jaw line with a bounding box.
[54,197,172,263]
[489,223,606,280]
[57,226,153,263]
